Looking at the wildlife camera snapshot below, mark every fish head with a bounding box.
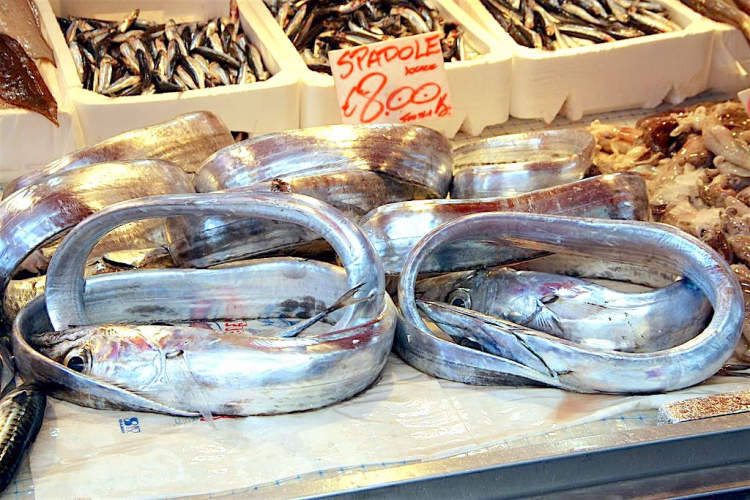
[414,270,489,310]
[415,268,550,322]
[32,325,164,387]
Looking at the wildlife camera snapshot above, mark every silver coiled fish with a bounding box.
[170,124,452,267]
[397,213,744,394]
[360,173,650,276]
[168,171,439,267]
[14,193,395,416]
[4,111,232,197]
[195,124,453,197]
[0,161,193,322]
[451,130,595,199]
[416,265,711,353]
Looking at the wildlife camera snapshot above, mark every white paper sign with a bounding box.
[329,32,453,125]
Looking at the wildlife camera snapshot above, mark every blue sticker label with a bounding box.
[119,417,141,434]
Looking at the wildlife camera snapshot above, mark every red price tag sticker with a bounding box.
[329,32,453,125]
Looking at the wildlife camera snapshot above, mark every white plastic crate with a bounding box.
[244,0,512,138]
[456,0,714,122]
[38,0,301,144]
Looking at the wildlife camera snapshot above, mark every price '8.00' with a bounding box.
[341,72,451,124]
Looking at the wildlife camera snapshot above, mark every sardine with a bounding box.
[0,385,46,494]
[415,267,712,352]
[397,213,744,394]
[4,111,233,197]
[0,161,193,322]
[0,34,57,125]
[451,130,595,198]
[680,0,750,41]
[360,173,650,275]
[195,124,453,198]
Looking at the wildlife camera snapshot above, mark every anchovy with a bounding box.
[481,0,680,50]
[58,1,269,96]
[398,213,744,394]
[266,0,474,72]
[680,0,750,41]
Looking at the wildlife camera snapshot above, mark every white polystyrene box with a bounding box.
[245,0,512,138]
[456,0,714,122]
[703,20,750,93]
[0,3,81,183]
[38,0,301,144]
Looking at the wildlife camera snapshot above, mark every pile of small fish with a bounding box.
[679,0,750,43]
[59,1,269,97]
[481,0,681,50]
[0,0,57,124]
[265,0,476,74]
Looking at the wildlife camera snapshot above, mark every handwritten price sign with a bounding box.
[329,32,453,125]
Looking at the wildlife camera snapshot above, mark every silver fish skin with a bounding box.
[195,124,453,198]
[167,170,439,268]
[4,247,174,322]
[4,111,233,197]
[44,192,385,330]
[19,196,395,416]
[398,213,744,394]
[360,173,650,276]
[0,160,193,322]
[451,130,595,199]
[20,291,396,416]
[415,267,712,352]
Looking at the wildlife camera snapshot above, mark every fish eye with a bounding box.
[63,349,90,374]
[447,289,472,309]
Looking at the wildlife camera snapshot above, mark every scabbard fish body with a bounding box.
[4,111,232,197]
[15,193,395,416]
[397,213,743,394]
[194,123,453,197]
[361,173,650,276]
[416,266,711,353]
[451,130,595,199]
[17,259,396,416]
[0,160,193,321]
[168,170,438,267]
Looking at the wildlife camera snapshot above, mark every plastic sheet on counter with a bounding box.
[27,322,750,497]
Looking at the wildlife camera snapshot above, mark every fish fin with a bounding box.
[277,282,373,338]
[543,298,606,320]
[164,350,216,429]
[417,300,559,382]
